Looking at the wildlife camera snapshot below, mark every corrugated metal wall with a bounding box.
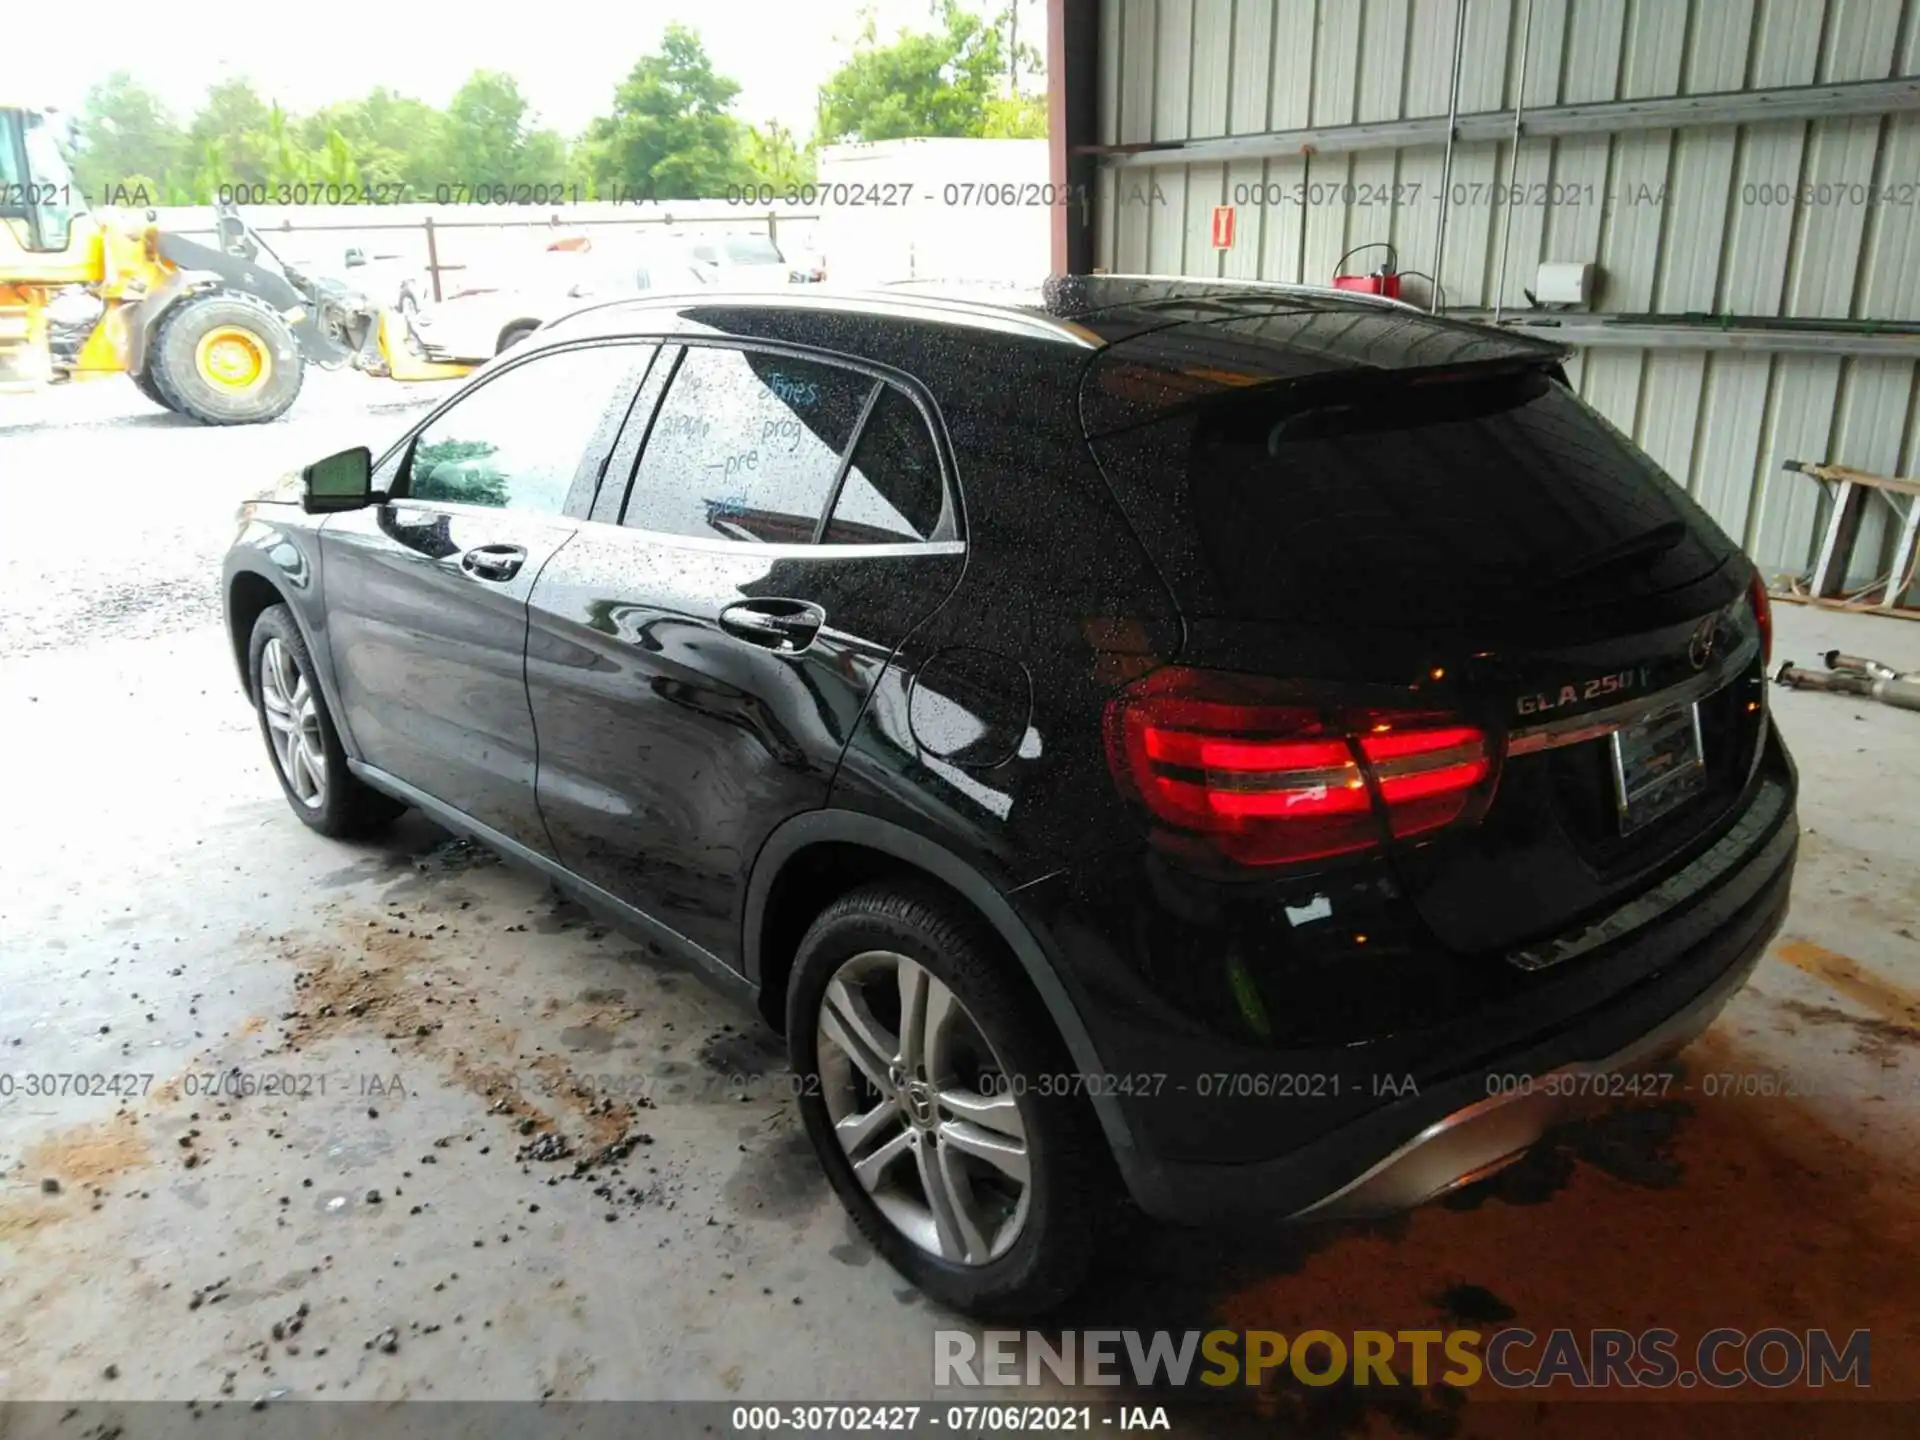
[1094,0,1920,587]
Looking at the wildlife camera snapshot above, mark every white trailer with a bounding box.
[810,138,1050,288]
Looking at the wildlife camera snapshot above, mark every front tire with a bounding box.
[248,604,405,839]
[149,290,304,425]
[788,883,1106,1319]
[130,365,175,412]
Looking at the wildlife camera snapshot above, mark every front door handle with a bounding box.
[718,599,826,653]
[460,544,527,582]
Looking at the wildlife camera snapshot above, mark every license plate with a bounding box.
[1609,703,1707,835]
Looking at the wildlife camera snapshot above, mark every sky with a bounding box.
[33,0,1045,141]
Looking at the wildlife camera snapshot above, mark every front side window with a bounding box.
[624,346,873,543]
[403,345,641,513]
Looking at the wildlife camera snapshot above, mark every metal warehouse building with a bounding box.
[1047,0,1920,596]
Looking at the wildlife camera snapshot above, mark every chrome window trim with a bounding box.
[570,520,965,561]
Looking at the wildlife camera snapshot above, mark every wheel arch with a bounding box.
[226,567,286,698]
[495,318,543,353]
[222,551,359,762]
[743,811,1141,1169]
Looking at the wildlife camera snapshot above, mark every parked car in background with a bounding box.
[681,233,811,288]
[223,277,1795,1318]
[409,232,798,364]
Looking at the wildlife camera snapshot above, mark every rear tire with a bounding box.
[787,882,1106,1319]
[248,604,406,839]
[149,290,304,425]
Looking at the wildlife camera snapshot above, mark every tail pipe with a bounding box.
[1778,656,1920,712]
[1824,651,1899,681]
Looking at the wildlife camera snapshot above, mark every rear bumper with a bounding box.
[1289,899,1771,1220]
[1115,806,1794,1222]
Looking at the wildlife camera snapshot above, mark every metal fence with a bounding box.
[143,203,823,302]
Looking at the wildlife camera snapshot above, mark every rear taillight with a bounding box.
[1748,570,1773,667]
[1103,667,1498,867]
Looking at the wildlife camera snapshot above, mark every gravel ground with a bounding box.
[0,373,447,659]
[1,376,1916,1433]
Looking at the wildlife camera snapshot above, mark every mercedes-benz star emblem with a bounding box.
[1688,617,1717,670]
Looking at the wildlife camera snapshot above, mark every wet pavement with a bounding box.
[1,378,1916,1432]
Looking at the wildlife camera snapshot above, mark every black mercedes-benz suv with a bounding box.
[223,276,1797,1317]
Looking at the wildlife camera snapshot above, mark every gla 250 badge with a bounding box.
[1516,665,1655,719]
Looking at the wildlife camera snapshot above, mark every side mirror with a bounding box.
[344,248,368,269]
[301,446,379,513]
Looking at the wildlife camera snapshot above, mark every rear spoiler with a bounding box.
[1085,350,1575,442]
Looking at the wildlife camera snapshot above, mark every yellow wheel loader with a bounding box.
[2,104,473,423]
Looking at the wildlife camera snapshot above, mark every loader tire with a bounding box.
[130,365,175,412]
[148,290,304,426]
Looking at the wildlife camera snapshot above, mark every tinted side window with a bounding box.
[404,346,637,513]
[824,388,945,543]
[625,347,873,543]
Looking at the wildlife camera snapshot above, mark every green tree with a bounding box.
[518,127,570,186]
[187,79,276,187]
[71,74,185,206]
[261,102,313,187]
[816,0,1013,142]
[584,24,746,199]
[301,89,446,193]
[979,94,1046,138]
[436,71,559,189]
[740,120,816,191]
[310,130,362,188]
[187,140,225,204]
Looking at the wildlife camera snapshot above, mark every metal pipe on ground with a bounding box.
[1777,659,1920,712]
[1824,651,1899,681]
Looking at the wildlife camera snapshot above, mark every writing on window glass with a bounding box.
[766,373,820,407]
[658,412,711,442]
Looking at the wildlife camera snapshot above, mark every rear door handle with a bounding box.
[718,599,826,653]
[461,544,527,582]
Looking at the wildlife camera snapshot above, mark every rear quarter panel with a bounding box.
[825,339,1184,887]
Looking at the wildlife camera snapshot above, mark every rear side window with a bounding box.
[824,388,944,543]
[1091,368,1734,624]
[624,346,871,543]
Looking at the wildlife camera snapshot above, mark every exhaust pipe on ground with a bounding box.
[1823,651,1899,681]
[1777,657,1920,712]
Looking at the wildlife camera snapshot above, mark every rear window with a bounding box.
[1089,367,1734,625]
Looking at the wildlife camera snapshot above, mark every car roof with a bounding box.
[531,274,1572,392]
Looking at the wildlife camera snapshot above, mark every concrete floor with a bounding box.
[2,378,1916,1432]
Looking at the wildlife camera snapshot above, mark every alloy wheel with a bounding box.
[259,636,328,810]
[816,950,1030,1265]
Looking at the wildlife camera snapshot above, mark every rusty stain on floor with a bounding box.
[1773,939,1920,1031]
[1,1112,152,1244]
[1187,1024,1919,1436]
[21,1111,152,1188]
